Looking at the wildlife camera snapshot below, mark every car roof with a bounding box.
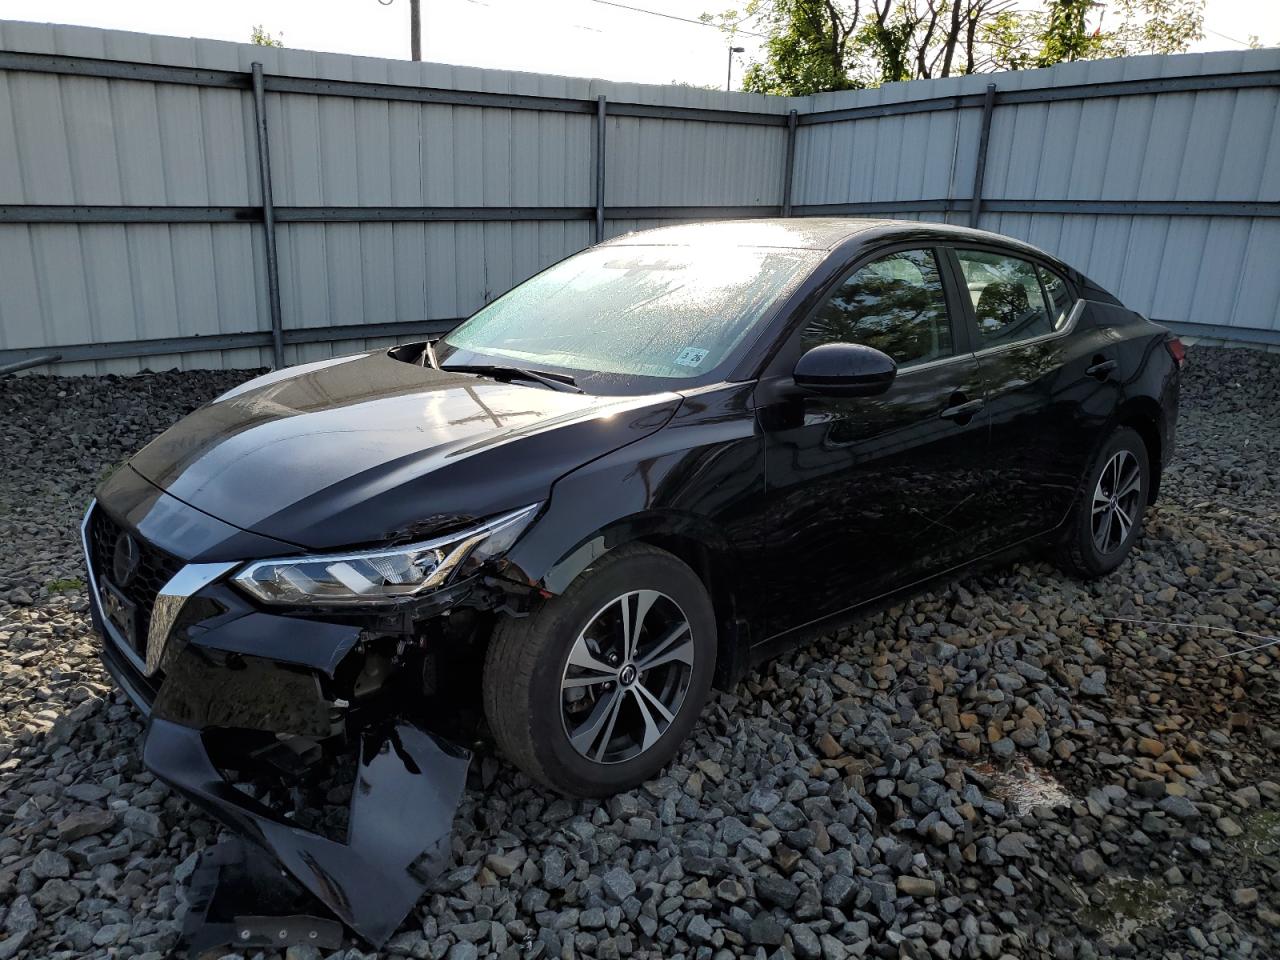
[596,217,1120,305]
[601,217,1056,261]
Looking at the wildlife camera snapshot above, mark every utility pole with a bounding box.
[410,0,421,61]
[725,44,744,91]
[377,0,422,61]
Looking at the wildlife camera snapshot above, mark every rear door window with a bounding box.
[954,249,1057,348]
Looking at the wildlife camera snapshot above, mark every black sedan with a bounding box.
[84,218,1180,946]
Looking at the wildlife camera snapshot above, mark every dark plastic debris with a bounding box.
[147,717,472,948]
[181,837,344,954]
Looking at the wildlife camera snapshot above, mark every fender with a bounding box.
[500,381,769,626]
[530,509,741,596]
[1089,320,1180,504]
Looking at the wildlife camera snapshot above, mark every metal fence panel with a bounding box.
[1,19,1279,373]
[603,116,786,206]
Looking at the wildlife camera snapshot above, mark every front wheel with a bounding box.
[1055,425,1150,578]
[482,543,716,797]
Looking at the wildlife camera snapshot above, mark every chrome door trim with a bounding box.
[968,298,1086,361]
[893,350,981,379]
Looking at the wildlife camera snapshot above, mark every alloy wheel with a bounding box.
[560,589,695,764]
[1091,449,1142,555]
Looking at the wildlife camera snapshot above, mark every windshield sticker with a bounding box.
[674,347,709,368]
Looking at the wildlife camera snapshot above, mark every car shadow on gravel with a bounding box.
[1,346,1278,959]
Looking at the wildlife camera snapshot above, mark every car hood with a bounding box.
[126,351,681,550]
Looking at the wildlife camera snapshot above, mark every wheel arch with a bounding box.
[529,513,749,691]
[1113,395,1165,503]
[630,531,748,690]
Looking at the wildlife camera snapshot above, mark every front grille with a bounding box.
[88,507,184,662]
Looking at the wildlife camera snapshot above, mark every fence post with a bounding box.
[595,95,607,243]
[781,109,798,217]
[968,83,997,228]
[251,62,285,369]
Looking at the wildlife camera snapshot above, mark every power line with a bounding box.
[586,0,768,38]
[1204,26,1255,48]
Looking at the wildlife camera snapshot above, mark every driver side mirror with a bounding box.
[793,343,897,398]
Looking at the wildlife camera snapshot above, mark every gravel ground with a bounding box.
[1,346,1278,960]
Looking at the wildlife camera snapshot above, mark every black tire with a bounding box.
[482,543,717,797]
[1055,425,1151,579]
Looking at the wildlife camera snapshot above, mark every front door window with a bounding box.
[802,248,953,367]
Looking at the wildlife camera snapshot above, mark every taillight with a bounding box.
[1165,336,1186,369]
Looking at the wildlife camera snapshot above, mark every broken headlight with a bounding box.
[233,504,540,606]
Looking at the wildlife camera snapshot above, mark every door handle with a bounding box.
[1087,357,1117,380]
[940,398,984,422]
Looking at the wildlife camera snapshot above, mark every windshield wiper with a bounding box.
[440,363,583,394]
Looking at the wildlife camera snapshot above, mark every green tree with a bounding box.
[706,0,1205,95]
[1036,0,1103,66]
[978,8,1043,72]
[860,0,1024,82]
[734,0,865,96]
[862,1,924,84]
[250,24,284,47]
[1102,0,1203,56]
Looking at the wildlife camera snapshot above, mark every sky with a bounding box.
[0,0,1275,91]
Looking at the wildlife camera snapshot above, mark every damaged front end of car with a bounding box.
[81,472,546,952]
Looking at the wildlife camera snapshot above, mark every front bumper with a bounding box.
[83,498,472,948]
[145,716,469,947]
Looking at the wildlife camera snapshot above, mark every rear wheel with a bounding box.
[482,543,716,797]
[1055,425,1150,578]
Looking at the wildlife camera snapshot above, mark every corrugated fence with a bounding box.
[0,20,1277,374]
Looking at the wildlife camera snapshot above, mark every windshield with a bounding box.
[438,244,820,388]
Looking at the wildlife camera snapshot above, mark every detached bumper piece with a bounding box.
[181,838,344,954]
[147,717,471,950]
